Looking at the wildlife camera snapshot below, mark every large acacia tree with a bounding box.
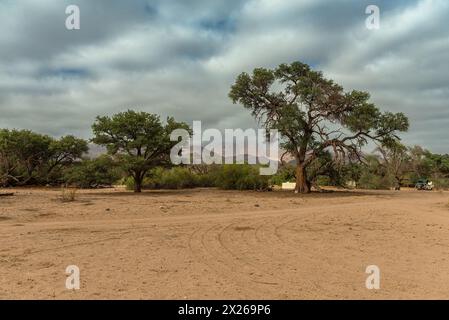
[229,62,409,193]
[92,110,189,193]
[0,129,87,186]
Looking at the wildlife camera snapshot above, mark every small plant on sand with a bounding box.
[60,187,77,202]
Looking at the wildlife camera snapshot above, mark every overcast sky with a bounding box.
[0,0,448,153]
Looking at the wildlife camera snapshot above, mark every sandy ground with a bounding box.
[1,187,449,299]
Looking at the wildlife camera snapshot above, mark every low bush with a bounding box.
[432,178,449,190]
[64,155,120,188]
[150,167,198,189]
[125,167,204,190]
[215,165,270,190]
[124,164,270,191]
[270,165,296,186]
[357,172,390,190]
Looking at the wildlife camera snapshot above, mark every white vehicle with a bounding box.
[415,179,433,191]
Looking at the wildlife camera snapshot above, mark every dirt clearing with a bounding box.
[1,188,449,299]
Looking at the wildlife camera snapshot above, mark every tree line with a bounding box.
[1,62,447,192]
[1,123,447,192]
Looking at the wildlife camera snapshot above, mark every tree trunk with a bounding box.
[395,176,401,190]
[134,174,143,193]
[295,164,311,194]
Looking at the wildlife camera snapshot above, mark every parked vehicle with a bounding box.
[415,179,433,191]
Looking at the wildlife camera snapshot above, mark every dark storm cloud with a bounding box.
[0,0,448,153]
[0,0,158,61]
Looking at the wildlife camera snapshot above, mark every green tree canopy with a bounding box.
[0,129,87,186]
[64,155,119,188]
[229,61,409,193]
[91,110,190,192]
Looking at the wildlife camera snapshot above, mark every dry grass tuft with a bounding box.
[60,187,78,202]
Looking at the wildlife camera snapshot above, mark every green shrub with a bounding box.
[153,167,198,189]
[123,176,136,190]
[215,164,269,190]
[357,172,390,190]
[124,165,270,191]
[315,175,331,186]
[125,167,204,190]
[270,165,296,186]
[432,178,449,190]
[64,155,120,188]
